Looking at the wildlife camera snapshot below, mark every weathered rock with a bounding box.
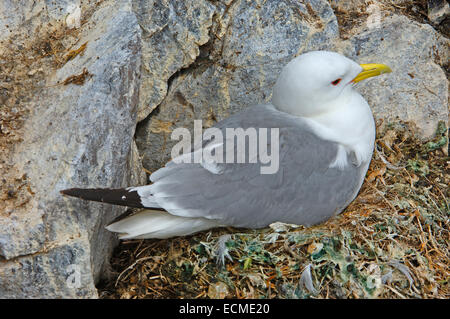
[342,14,449,138]
[0,0,145,298]
[136,0,340,172]
[0,0,86,42]
[0,239,97,298]
[45,0,81,23]
[133,0,216,122]
[428,0,450,24]
[0,0,45,41]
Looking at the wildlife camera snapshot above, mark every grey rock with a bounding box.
[343,14,449,138]
[428,0,450,24]
[0,0,145,297]
[133,0,216,122]
[0,240,97,298]
[136,0,340,172]
[0,0,46,41]
[45,0,81,22]
[0,0,85,42]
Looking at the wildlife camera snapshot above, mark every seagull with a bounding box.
[61,51,391,239]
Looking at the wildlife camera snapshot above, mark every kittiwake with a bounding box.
[61,51,392,239]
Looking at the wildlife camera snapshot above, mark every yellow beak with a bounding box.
[352,63,392,83]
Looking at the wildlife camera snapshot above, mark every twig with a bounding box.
[385,285,406,299]
[115,256,154,287]
[375,145,404,170]
[366,182,398,213]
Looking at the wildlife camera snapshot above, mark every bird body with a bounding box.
[61,51,391,239]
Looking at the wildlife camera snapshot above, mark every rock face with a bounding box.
[0,0,448,298]
[428,0,450,24]
[0,1,45,41]
[0,1,145,298]
[134,0,216,122]
[343,14,449,138]
[136,0,340,172]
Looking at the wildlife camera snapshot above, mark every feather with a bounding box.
[105,210,221,239]
[60,186,161,209]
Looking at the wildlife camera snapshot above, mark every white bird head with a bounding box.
[272,51,391,117]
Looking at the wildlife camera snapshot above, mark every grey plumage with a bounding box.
[144,104,368,228]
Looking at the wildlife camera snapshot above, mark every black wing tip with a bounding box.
[60,188,80,197]
[59,187,145,208]
[60,188,92,198]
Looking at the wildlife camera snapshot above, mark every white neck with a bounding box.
[298,89,375,168]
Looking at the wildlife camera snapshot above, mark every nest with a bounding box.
[98,120,448,299]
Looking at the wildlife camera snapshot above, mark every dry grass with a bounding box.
[98,120,449,299]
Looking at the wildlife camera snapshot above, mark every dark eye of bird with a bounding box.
[331,78,342,86]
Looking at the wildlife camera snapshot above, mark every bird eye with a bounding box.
[331,78,342,86]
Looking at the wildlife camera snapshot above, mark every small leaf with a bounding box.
[243,257,252,270]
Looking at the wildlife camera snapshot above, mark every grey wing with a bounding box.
[147,104,368,228]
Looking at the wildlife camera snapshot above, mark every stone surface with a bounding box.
[343,14,449,138]
[0,0,87,42]
[136,0,340,172]
[0,239,97,298]
[0,0,145,297]
[428,0,450,24]
[0,0,45,41]
[133,0,216,122]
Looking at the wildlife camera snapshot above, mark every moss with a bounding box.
[407,159,430,176]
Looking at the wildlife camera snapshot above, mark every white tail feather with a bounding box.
[106,210,221,239]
